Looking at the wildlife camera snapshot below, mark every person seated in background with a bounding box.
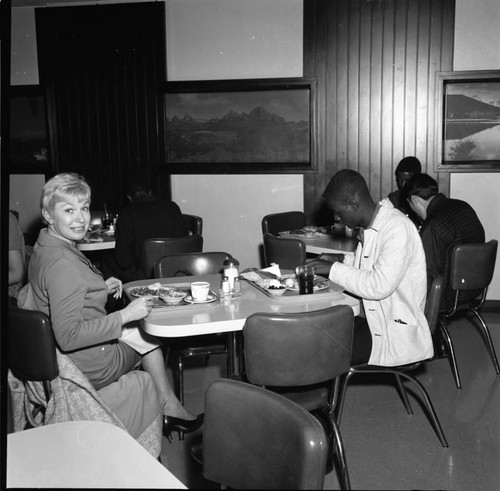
[18,172,202,440]
[307,169,433,367]
[388,156,422,226]
[9,211,26,299]
[405,173,485,311]
[104,178,188,282]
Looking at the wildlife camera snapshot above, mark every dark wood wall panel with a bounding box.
[36,2,166,213]
[304,0,455,223]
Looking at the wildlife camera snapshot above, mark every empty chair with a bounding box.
[440,240,499,389]
[203,379,328,490]
[182,214,203,236]
[263,233,306,269]
[261,210,306,236]
[142,234,203,279]
[337,276,448,448]
[154,251,231,278]
[89,210,104,227]
[243,305,354,490]
[155,251,233,440]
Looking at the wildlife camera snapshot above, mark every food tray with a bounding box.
[244,278,344,302]
[126,283,220,312]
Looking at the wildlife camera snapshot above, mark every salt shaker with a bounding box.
[233,276,241,296]
[223,258,240,291]
[221,276,231,295]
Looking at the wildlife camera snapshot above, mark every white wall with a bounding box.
[451,0,500,298]
[166,0,304,269]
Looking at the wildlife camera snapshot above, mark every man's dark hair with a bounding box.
[323,169,370,204]
[126,177,157,203]
[405,173,439,200]
[396,156,422,174]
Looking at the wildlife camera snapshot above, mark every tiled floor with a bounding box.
[160,310,500,490]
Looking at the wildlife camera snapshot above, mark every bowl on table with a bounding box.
[267,286,287,297]
[159,289,187,306]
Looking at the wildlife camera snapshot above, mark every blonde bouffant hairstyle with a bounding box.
[41,172,91,223]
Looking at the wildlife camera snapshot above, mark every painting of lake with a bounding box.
[443,82,500,162]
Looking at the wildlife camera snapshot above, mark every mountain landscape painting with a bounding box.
[444,82,500,162]
[166,89,310,164]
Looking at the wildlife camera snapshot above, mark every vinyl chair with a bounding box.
[261,211,306,236]
[142,234,203,279]
[7,303,162,456]
[263,232,306,269]
[7,304,58,429]
[154,252,233,440]
[337,276,449,448]
[182,214,203,236]
[243,305,354,490]
[440,240,500,389]
[203,379,328,490]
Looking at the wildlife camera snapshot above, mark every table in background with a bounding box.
[280,233,358,255]
[124,273,360,375]
[76,235,116,251]
[7,421,186,489]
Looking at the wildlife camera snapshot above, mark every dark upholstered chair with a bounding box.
[154,251,231,278]
[203,379,328,490]
[337,276,448,448]
[182,214,203,236]
[263,232,306,269]
[8,304,58,429]
[243,305,354,490]
[154,252,233,440]
[440,240,499,389]
[261,211,306,236]
[142,234,203,279]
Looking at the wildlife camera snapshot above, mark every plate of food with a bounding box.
[128,282,169,298]
[279,226,330,239]
[286,276,331,292]
[159,289,187,305]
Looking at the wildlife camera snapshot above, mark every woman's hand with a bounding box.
[120,296,154,325]
[106,277,123,299]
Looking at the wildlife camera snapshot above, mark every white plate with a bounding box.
[184,293,219,304]
[129,285,170,298]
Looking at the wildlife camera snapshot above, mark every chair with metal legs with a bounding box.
[440,240,499,389]
[336,276,448,448]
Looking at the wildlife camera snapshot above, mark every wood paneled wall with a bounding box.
[303,0,455,224]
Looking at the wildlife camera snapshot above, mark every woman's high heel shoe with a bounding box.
[163,413,204,442]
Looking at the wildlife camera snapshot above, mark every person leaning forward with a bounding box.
[308,169,433,367]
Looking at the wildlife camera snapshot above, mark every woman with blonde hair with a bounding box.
[22,172,202,439]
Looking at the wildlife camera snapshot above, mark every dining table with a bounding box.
[124,273,360,376]
[279,231,358,255]
[7,420,186,488]
[76,233,116,251]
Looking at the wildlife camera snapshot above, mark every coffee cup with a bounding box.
[191,281,210,302]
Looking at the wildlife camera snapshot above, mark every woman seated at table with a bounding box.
[20,172,202,439]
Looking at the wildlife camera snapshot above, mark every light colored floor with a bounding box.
[160,311,500,490]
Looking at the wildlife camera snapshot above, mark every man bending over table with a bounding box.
[308,169,433,367]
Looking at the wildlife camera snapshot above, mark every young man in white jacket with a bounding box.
[309,169,433,367]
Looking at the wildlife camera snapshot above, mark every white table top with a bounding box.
[7,421,186,489]
[124,273,360,338]
[76,236,116,251]
[303,235,358,255]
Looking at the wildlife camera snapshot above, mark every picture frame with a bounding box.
[435,70,500,172]
[163,78,317,174]
[9,85,51,174]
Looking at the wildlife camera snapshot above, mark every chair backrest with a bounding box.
[261,211,306,236]
[8,304,59,384]
[243,305,354,387]
[450,240,498,291]
[154,251,232,278]
[425,276,443,335]
[203,379,327,490]
[89,210,104,227]
[182,214,203,236]
[142,235,203,279]
[263,233,306,269]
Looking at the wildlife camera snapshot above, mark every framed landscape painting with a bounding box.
[163,78,317,174]
[435,70,500,171]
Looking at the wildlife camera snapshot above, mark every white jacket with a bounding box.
[330,199,433,366]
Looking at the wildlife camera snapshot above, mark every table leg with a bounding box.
[227,332,241,378]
